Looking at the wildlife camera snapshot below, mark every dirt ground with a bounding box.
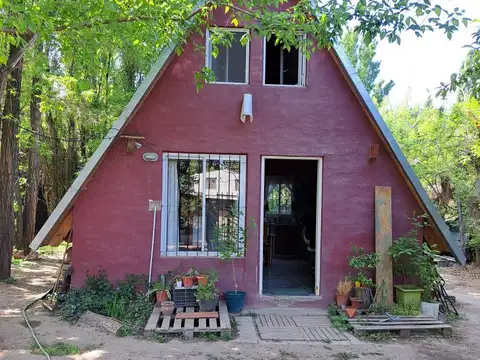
[1,257,480,360]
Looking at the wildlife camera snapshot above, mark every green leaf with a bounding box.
[132,39,140,45]
[434,5,441,17]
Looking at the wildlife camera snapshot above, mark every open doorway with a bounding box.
[261,158,320,296]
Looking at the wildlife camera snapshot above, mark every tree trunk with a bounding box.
[65,116,76,186]
[21,75,42,254]
[0,34,37,107]
[14,167,24,250]
[476,248,480,266]
[457,199,466,255]
[0,57,24,280]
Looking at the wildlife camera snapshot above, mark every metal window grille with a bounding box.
[161,153,247,257]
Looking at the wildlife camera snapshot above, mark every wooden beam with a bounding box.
[369,144,379,159]
[375,186,393,305]
[44,211,73,247]
[175,312,219,319]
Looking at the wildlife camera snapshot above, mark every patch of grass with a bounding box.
[331,352,359,360]
[279,349,299,359]
[220,331,233,341]
[38,242,68,255]
[390,303,420,316]
[30,342,83,356]
[229,315,238,338]
[197,332,221,341]
[149,333,169,343]
[240,311,258,317]
[327,304,352,331]
[445,312,466,323]
[358,331,394,342]
[11,258,24,266]
[1,276,17,284]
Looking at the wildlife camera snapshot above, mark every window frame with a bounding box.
[205,28,250,85]
[160,153,247,257]
[262,34,307,87]
[265,176,294,217]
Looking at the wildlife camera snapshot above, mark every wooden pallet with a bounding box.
[144,300,231,340]
[347,315,452,337]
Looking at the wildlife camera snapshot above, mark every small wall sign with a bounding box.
[143,152,159,162]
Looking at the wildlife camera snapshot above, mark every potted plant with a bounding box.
[388,220,429,307]
[196,268,217,286]
[196,274,208,286]
[419,243,441,318]
[195,281,220,311]
[213,206,255,313]
[147,282,171,303]
[336,279,352,309]
[182,267,198,287]
[347,244,380,308]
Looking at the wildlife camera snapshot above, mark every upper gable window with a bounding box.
[206,28,249,84]
[264,34,306,86]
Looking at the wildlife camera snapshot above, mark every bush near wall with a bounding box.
[59,271,154,336]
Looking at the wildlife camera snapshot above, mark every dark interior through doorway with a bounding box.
[262,159,318,296]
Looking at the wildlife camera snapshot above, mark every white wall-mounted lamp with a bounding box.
[240,93,253,123]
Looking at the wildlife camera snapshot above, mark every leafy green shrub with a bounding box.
[59,270,152,333]
[347,244,380,288]
[195,282,220,301]
[388,215,440,300]
[118,296,154,336]
[327,304,352,331]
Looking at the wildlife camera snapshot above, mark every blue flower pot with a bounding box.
[224,291,246,313]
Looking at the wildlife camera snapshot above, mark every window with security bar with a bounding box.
[161,153,246,256]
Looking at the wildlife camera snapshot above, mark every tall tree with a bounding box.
[20,73,42,254]
[383,97,480,262]
[0,52,23,278]
[341,30,394,105]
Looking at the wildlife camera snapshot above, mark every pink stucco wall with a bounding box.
[71,25,422,307]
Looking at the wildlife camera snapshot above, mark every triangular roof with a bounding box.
[29,39,466,264]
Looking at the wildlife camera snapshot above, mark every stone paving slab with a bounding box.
[255,315,348,342]
[234,317,260,344]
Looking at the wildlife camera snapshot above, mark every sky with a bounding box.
[375,0,480,108]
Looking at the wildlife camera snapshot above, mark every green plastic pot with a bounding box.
[394,285,423,306]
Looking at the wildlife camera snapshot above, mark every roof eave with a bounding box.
[332,44,466,264]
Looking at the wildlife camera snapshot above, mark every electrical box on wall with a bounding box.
[148,200,161,211]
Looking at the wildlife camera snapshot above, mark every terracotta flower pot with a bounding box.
[196,275,208,286]
[336,294,348,308]
[183,276,194,287]
[156,290,169,303]
[160,301,174,316]
[350,297,362,309]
